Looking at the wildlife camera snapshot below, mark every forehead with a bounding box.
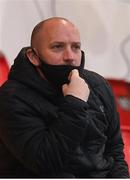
[40,20,80,42]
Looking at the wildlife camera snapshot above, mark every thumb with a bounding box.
[62,83,68,94]
[70,69,79,80]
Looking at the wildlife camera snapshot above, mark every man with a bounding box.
[0,17,129,178]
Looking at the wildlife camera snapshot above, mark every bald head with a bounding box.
[27,16,81,68]
[31,17,80,48]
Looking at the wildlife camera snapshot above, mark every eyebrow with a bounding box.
[50,41,81,45]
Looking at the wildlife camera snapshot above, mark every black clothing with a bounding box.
[34,49,85,88]
[0,47,129,178]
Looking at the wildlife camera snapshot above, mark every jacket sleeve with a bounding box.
[104,82,129,178]
[0,87,89,176]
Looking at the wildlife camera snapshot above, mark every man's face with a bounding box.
[35,20,82,66]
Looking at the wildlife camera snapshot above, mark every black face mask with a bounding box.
[35,50,85,88]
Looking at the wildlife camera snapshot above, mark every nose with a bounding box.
[63,48,75,64]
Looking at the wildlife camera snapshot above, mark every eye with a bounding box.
[72,44,81,51]
[54,45,61,48]
[51,44,64,50]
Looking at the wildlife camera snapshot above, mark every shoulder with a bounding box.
[0,80,35,110]
[0,80,28,97]
[83,69,110,89]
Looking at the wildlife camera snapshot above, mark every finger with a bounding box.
[71,69,79,78]
[68,69,79,81]
[68,71,72,81]
[62,83,67,92]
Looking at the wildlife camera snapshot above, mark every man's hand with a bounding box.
[62,69,90,102]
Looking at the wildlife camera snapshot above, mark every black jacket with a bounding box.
[0,48,129,178]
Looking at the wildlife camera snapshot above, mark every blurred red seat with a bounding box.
[108,79,130,172]
[0,52,9,86]
[122,127,130,171]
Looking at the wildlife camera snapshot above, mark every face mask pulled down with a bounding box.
[38,51,85,88]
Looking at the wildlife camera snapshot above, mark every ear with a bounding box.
[26,48,40,66]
